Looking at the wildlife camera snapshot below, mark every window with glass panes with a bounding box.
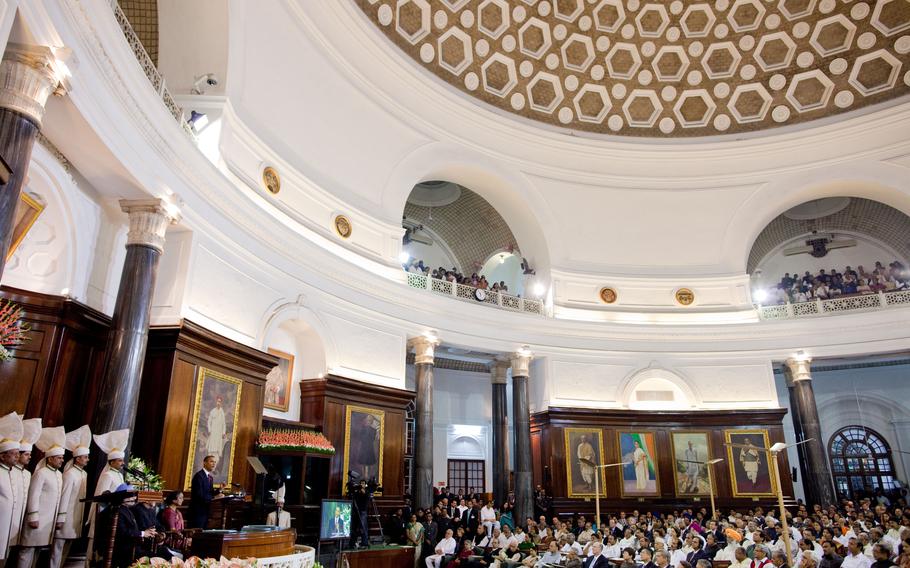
[447,459,485,495]
[828,426,897,499]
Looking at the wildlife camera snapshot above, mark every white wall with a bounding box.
[754,235,904,291]
[775,361,910,502]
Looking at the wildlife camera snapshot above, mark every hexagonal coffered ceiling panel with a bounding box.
[356,0,910,137]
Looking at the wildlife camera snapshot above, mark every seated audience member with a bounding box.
[427,528,458,568]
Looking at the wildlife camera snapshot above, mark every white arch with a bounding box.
[722,163,910,273]
[618,364,701,409]
[380,141,554,278]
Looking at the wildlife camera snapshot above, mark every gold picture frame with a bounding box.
[670,431,714,497]
[184,366,243,490]
[617,430,661,497]
[342,405,384,494]
[264,348,294,412]
[564,427,606,498]
[725,429,776,497]
[7,193,45,261]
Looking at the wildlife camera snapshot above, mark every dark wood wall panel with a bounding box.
[299,376,414,501]
[532,407,793,514]
[0,286,110,428]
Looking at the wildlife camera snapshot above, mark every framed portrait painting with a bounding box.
[671,431,713,497]
[342,405,384,494]
[725,429,775,497]
[564,428,606,497]
[264,348,294,412]
[184,367,243,490]
[618,431,660,497]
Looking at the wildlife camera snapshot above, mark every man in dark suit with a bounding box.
[584,542,611,568]
[188,455,221,528]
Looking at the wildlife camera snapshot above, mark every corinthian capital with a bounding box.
[409,336,439,365]
[120,198,180,253]
[0,44,65,126]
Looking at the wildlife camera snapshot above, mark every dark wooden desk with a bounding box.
[191,528,296,559]
[338,546,415,568]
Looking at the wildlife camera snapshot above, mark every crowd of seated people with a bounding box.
[761,262,910,305]
[382,487,910,568]
[404,259,512,293]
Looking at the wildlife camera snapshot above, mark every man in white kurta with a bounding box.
[17,426,66,568]
[206,398,227,463]
[0,412,23,568]
[11,418,40,553]
[49,425,91,568]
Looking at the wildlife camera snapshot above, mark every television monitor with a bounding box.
[320,499,352,540]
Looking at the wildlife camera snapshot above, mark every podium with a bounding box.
[191,527,297,559]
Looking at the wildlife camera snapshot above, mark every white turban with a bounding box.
[66,425,92,458]
[37,426,66,458]
[0,411,23,453]
[94,429,130,460]
[19,417,41,452]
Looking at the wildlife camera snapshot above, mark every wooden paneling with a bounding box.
[0,286,110,428]
[132,320,277,493]
[532,407,793,514]
[299,375,414,500]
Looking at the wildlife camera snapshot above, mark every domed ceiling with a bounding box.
[355,0,910,137]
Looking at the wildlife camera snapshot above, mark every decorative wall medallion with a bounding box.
[675,288,695,306]
[262,166,280,195]
[599,287,617,304]
[334,215,352,238]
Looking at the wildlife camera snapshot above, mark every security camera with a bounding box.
[191,73,219,95]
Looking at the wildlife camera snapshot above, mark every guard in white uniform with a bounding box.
[17,426,66,568]
[11,419,40,552]
[0,412,23,568]
[49,425,91,568]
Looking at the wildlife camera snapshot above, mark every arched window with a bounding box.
[828,426,897,499]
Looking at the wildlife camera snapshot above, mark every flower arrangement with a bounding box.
[131,556,257,568]
[0,299,29,362]
[257,428,335,455]
[125,457,165,491]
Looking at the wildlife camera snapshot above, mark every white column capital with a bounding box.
[120,198,180,253]
[491,359,509,384]
[784,357,812,382]
[510,350,533,378]
[409,336,439,365]
[0,44,66,126]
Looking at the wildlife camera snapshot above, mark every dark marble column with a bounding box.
[491,360,509,507]
[785,357,836,506]
[93,200,178,449]
[0,45,61,281]
[511,351,533,525]
[412,336,438,510]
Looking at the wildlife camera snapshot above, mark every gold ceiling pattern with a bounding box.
[355,0,910,137]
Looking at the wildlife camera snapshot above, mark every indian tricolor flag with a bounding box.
[630,432,657,476]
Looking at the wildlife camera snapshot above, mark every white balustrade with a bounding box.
[757,290,910,320]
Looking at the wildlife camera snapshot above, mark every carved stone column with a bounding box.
[491,359,510,507]
[411,336,438,510]
[784,357,836,506]
[0,44,62,280]
[93,199,179,448]
[511,350,533,524]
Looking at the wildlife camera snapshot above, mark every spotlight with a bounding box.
[191,73,219,95]
[753,289,768,303]
[186,110,208,131]
[399,251,411,264]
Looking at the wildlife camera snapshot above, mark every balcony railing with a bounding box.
[406,273,544,316]
[110,1,196,139]
[757,289,910,320]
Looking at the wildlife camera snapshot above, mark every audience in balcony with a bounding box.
[396,489,909,568]
[404,258,512,294]
[760,261,909,305]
